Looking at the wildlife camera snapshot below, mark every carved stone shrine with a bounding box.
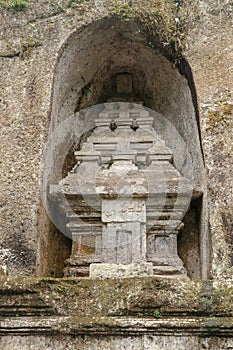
[50,105,193,278]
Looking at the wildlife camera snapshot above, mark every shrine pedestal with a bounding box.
[90,262,153,279]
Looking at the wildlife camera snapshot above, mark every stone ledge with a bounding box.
[0,276,232,319]
[1,316,233,337]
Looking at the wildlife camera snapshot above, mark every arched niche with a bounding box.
[37,17,210,280]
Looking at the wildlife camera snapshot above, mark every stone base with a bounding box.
[152,265,188,278]
[90,263,153,279]
[1,277,233,349]
[64,259,188,279]
[63,257,101,277]
[63,266,89,278]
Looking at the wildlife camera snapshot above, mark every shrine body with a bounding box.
[50,104,193,279]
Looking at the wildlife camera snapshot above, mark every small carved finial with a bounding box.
[109,119,117,131]
[130,118,139,131]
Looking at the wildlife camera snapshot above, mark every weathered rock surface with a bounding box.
[0,0,232,348]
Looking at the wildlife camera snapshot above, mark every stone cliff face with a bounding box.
[185,0,233,279]
[0,0,232,348]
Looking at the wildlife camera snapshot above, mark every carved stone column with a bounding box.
[91,157,153,278]
[144,152,193,276]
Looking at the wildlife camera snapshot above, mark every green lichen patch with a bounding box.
[0,0,29,11]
